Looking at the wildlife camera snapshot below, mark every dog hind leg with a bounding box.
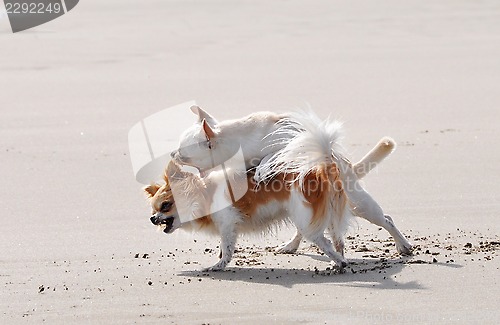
[276,230,302,254]
[281,137,395,253]
[291,214,348,269]
[335,155,413,255]
[331,232,345,257]
[310,235,348,270]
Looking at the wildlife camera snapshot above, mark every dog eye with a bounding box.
[160,201,173,212]
[204,137,212,150]
[202,134,213,150]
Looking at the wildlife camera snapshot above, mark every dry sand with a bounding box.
[1,0,499,323]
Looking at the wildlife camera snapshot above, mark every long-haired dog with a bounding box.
[146,158,350,271]
[169,106,412,256]
[145,112,412,271]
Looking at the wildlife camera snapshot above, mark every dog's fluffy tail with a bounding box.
[257,109,350,239]
[258,111,396,184]
[257,109,346,186]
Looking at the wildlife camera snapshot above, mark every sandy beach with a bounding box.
[1,0,499,323]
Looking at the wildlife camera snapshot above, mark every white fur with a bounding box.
[256,110,345,185]
[173,105,392,181]
[258,110,413,255]
[172,107,289,173]
[168,107,411,268]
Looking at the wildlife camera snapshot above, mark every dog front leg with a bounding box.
[203,228,237,272]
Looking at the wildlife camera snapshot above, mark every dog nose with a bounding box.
[150,216,157,225]
[170,151,177,158]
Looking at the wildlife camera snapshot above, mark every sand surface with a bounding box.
[1,0,499,323]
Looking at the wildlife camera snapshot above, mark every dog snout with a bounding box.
[150,214,172,226]
[171,150,190,164]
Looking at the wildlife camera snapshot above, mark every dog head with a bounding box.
[144,162,184,234]
[171,105,236,171]
[144,160,212,233]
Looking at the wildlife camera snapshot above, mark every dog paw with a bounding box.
[329,261,347,274]
[275,243,298,254]
[332,265,346,274]
[201,266,224,272]
[396,241,414,256]
[202,261,227,272]
[340,259,349,268]
[331,258,348,269]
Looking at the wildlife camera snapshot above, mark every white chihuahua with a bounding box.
[171,106,390,179]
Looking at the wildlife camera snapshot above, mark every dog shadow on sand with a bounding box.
[179,253,462,290]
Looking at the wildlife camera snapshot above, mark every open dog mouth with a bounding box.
[161,217,175,233]
[150,215,175,233]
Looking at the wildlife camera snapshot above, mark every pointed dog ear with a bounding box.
[201,118,216,140]
[144,183,161,198]
[190,105,218,125]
